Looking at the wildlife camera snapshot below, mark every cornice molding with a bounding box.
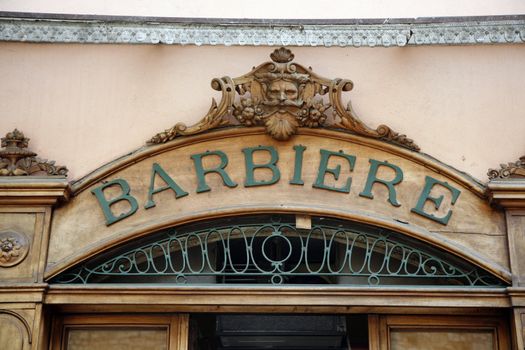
[45,285,510,310]
[1,14,525,47]
[0,177,70,205]
[487,180,525,209]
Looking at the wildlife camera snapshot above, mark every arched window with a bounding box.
[52,215,505,287]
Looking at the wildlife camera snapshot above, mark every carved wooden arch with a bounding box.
[46,127,508,284]
[71,128,480,196]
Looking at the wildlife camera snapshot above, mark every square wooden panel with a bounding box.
[50,314,188,350]
[0,209,45,283]
[371,315,510,350]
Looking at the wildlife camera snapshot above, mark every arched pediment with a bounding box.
[46,128,509,283]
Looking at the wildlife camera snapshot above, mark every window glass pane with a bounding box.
[390,329,494,350]
[66,328,167,350]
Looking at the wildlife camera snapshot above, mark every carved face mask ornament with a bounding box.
[251,71,312,140]
[149,47,419,151]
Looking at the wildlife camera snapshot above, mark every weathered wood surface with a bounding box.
[47,128,508,280]
[377,315,510,350]
[45,285,510,310]
[50,314,188,350]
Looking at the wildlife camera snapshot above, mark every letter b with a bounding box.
[91,179,139,226]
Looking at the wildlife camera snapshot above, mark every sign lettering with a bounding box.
[91,145,461,227]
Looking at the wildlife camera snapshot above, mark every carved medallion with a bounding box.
[0,230,29,267]
[0,129,68,176]
[149,47,419,151]
[488,155,525,180]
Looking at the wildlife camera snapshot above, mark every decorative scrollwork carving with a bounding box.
[488,155,525,180]
[149,47,420,151]
[0,230,29,267]
[0,129,68,176]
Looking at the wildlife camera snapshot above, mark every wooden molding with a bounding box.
[0,178,70,205]
[45,285,510,311]
[507,287,525,307]
[0,283,47,303]
[487,180,525,209]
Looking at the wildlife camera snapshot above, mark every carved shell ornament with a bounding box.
[149,47,419,151]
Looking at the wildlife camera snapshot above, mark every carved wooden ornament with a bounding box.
[0,230,29,267]
[149,47,419,151]
[488,155,525,180]
[0,129,68,176]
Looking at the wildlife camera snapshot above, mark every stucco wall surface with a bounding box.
[0,43,524,181]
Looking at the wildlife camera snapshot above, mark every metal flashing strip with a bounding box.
[0,13,525,47]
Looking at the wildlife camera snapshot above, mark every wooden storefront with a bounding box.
[1,47,525,349]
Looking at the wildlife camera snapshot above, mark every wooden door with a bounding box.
[370,315,510,350]
[50,314,188,350]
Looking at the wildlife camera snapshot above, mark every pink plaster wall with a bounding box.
[0,44,524,182]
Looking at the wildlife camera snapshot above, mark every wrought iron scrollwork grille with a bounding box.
[51,216,505,287]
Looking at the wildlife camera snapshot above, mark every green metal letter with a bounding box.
[359,159,404,207]
[411,176,461,225]
[191,150,238,193]
[290,145,306,185]
[145,163,188,209]
[313,149,356,193]
[91,179,139,226]
[243,146,280,187]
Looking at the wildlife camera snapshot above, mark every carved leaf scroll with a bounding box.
[488,155,525,180]
[149,47,420,151]
[0,129,68,176]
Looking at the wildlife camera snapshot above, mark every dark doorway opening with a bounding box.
[189,314,369,350]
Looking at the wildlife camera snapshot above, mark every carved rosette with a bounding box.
[488,155,525,180]
[149,47,419,151]
[0,230,29,267]
[0,129,68,176]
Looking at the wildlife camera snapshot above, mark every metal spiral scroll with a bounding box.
[53,218,504,287]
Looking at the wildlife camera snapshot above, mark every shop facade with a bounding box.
[1,7,525,350]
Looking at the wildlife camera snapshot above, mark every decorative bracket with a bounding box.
[149,47,419,151]
[0,129,68,176]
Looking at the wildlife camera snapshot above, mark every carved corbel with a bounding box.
[149,47,419,151]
